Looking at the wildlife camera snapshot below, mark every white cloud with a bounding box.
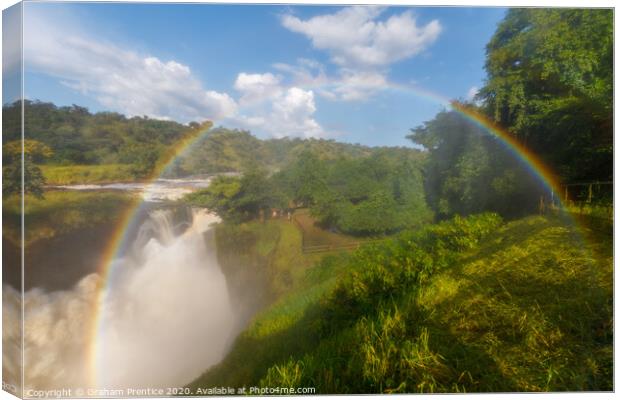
[272,59,386,102]
[330,70,388,101]
[232,68,327,138]
[272,58,328,88]
[232,79,326,138]
[234,72,283,105]
[23,15,237,123]
[280,7,441,102]
[281,6,441,69]
[271,87,323,138]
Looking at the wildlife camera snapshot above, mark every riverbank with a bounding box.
[2,191,138,290]
[41,164,136,185]
[3,190,137,247]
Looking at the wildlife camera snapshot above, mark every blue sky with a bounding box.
[15,3,506,147]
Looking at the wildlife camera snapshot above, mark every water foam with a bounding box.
[3,208,239,391]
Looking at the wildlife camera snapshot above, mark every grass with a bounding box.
[190,213,612,393]
[3,190,137,246]
[41,164,136,185]
[214,217,345,302]
[293,209,376,247]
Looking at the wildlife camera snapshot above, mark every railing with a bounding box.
[292,212,388,254]
[557,181,613,220]
[302,239,388,254]
[539,181,613,227]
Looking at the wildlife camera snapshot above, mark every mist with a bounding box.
[3,208,242,391]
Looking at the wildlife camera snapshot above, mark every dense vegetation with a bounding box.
[179,128,373,175]
[410,9,612,219]
[480,9,612,183]
[3,101,190,168]
[2,139,53,198]
[188,8,613,394]
[0,7,612,394]
[186,147,431,235]
[408,106,543,218]
[2,101,373,182]
[191,214,612,392]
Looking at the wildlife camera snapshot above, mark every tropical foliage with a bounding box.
[479,8,612,182]
[410,9,612,218]
[186,148,431,235]
[2,139,53,198]
[192,214,612,392]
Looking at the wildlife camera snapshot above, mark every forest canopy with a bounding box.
[410,9,612,218]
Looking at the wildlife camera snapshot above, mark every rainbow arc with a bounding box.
[86,83,573,387]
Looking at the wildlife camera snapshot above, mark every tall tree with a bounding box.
[3,140,53,198]
[408,108,540,218]
[479,8,613,182]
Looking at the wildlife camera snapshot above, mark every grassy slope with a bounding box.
[190,214,612,392]
[41,164,135,185]
[214,218,351,305]
[293,209,383,247]
[407,216,612,391]
[3,190,137,246]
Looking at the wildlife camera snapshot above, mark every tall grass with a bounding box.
[41,164,135,185]
[190,214,612,393]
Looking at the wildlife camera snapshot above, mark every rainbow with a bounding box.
[391,83,564,198]
[85,82,570,388]
[86,121,214,387]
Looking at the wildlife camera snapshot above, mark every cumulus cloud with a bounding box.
[281,6,441,69]
[272,59,384,102]
[233,73,326,138]
[23,15,237,122]
[270,87,323,138]
[279,7,441,102]
[234,73,283,105]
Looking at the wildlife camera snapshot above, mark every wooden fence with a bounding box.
[555,181,613,220]
[301,239,389,254]
[292,214,388,254]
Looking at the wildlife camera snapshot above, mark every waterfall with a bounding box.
[2,208,239,392]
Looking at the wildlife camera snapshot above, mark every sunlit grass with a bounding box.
[41,164,135,185]
[191,214,612,393]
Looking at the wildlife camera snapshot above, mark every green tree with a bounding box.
[119,141,162,179]
[309,152,432,235]
[3,139,53,198]
[479,8,612,182]
[185,176,243,220]
[277,150,328,207]
[408,108,539,218]
[185,167,287,222]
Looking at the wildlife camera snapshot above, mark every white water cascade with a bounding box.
[3,208,239,392]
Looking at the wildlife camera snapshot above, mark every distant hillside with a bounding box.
[3,100,423,179]
[177,129,381,176]
[3,100,188,165]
